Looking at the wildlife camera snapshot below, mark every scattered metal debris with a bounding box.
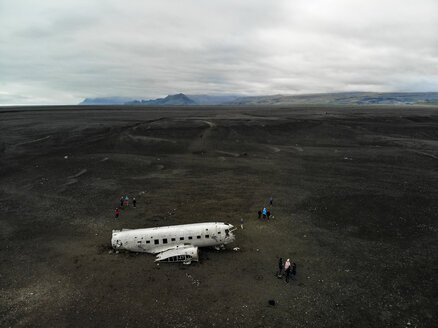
[185,273,200,287]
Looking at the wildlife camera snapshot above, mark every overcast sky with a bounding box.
[1,0,437,105]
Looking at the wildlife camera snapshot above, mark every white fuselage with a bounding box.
[111,222,235,253]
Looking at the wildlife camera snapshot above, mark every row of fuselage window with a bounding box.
[136,233,218,245]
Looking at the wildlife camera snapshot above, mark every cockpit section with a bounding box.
[223,224,236,244]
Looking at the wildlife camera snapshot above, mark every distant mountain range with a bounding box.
[187,94,243,105]
[78,97,133,105]
[124,93,196,106]
[79,92,438,106]
[79,93,241,106]
[226,92,438,106]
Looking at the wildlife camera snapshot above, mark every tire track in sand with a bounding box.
[188,120,216,154]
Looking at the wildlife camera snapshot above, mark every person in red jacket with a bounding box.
[115,208,119,219]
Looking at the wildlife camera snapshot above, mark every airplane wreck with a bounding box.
[111,222,236,264]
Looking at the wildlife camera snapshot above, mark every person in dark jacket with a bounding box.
[258,210,262,219]
[133,197,137,208]
[120,196,124,208]
[267,210,271,221]
[278,257,283,277]
[292,263,297,280]
[270,196,273,206]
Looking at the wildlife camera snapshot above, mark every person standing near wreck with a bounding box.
[258,210,262,219]
[267,210,271,221]
[285,264,291,283]
[120,196,124,208]
[292,263,297,280]
[125,195,129,207]
[115,208,119,219]
[284,258,291,272]
[278,257,283,277]
[133,197,136,208]
[270,196,273,206]
[262,207,267,219]
[284,258,291,283]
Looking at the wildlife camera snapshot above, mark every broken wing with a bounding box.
[155,245,199,263]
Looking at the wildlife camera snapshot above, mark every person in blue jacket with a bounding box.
[292,263,297,280]
[262,207,267,219]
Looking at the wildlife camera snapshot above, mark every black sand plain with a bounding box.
[0,105,437,327]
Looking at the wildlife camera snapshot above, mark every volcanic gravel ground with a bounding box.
[0,105,437,327]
